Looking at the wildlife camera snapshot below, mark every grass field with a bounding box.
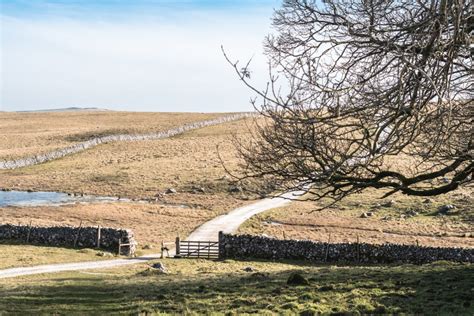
[0,113,252,252]
[0,111,225,161]
[0,111,473,314]
[0,258,472,314]
[0,116,250,200]
[1,111,472,254]
[0,241,114,270]
[240,188,474,248]
[0,199,245,251]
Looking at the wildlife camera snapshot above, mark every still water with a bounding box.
[0,190,120,207]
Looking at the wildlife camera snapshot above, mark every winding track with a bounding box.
[0,113,254,170]
[0,191,302,279]
[0,114,299,279]
[186,190,303,241]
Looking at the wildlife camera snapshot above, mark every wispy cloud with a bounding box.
[1,1,279,111]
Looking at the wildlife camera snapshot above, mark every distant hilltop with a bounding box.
[16,107,108,113]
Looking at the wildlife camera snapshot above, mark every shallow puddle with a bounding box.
[0,190,122,207]
[0,190,193,209]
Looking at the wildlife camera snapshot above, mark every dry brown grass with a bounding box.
[0,115,253,250]
[0,117,252,204]
[239,187,474,248]
[1,111,472,251]
[0,111,225,160]
[0,197,244,250]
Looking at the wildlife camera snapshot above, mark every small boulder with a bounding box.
[381,200,395,207]
[249,272,269,281]
[228,185,243,193]
[360,212,372,218]
[438,204,455,214]
[287,272,309,286]
[243,266,255,273]
[406,210,419,217]
[142,244,153,250]
[193,186,206,193]
[151,262,168,274]
[165,188,177,194]
[423,198,433,204]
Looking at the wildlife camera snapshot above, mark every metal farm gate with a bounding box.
[175,237,219,259]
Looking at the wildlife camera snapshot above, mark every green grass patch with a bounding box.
[0,259,472,314]
[0,241,115,269]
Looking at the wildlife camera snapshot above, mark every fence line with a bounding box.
[0,113,256,170]
[219,233,474,264]
[0,223,137,256]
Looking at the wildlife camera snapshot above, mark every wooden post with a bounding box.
[161,241,164,259]
[218,231,224,259]
[118,240,122,255]
[175,236,181,256]
[26,221,32,243]
[73,221,83,248]
[96,225,101,249]
[208,242,211,259]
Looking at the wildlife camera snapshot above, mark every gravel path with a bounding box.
[0,191,302,279]
[186,190,303,241]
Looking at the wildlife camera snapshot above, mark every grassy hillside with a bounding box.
[0,111,224,160]
[239,188,474,249]
[0,116,250,200]
[0,115,253,251]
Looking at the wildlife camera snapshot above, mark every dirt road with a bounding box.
[186,190,303,241]
[0,191,302,278]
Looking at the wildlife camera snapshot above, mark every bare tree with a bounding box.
[225,0,473,201]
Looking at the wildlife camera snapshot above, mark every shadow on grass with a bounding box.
[0,261,472,314]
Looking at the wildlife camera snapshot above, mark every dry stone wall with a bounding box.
[0,224,136,255]
[0,113,256,170]
[219,233,474,264]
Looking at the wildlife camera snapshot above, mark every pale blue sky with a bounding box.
[1,1,281,112]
